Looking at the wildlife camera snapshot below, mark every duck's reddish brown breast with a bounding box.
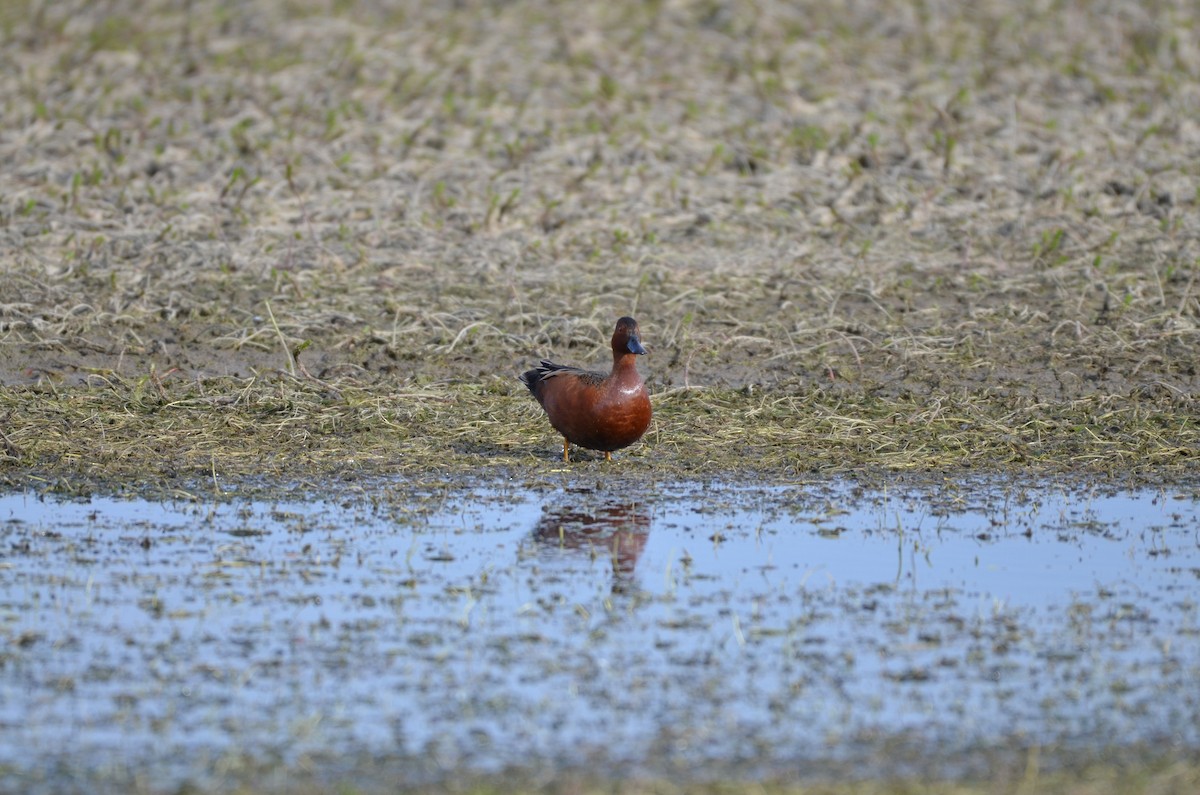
[542,375,650,451]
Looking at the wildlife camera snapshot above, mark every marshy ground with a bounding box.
[1,0,1199,792]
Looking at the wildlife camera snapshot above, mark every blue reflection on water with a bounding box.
[0,482,1197,786]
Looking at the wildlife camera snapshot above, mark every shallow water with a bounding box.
[1,479,1198,790]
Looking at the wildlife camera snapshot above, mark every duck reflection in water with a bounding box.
[529,502,650,592]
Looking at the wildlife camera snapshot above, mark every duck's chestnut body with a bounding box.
[520,317,652,462]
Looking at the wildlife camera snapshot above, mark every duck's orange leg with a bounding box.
[605,451,612,462]
[562,437,570,463]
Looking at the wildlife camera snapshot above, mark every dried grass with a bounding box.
[0,0,1198,494]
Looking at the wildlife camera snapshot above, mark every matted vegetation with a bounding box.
[2,0,1199,494]
[16,752,1199,795]
[305,757,1200,795]
[0,372,1195,498]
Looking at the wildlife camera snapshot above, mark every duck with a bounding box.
[520,316,652,462]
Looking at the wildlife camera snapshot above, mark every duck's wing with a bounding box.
[521,360,604,387]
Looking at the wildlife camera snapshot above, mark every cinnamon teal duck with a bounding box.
[520,316,652,462]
